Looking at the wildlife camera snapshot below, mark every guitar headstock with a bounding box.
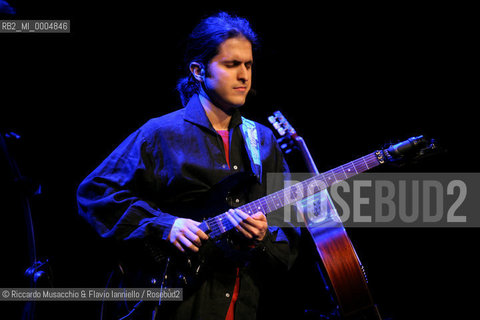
[268,111,299,154]
[268,111,298,139]
[380,135,440,165]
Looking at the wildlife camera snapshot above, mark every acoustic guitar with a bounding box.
[269,111,387,319]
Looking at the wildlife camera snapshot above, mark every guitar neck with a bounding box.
[203,151,383,238]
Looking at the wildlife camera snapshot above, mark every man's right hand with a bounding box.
[167,218,209,253]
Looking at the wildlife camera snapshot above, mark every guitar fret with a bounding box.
[351,161,359,174]
[208,220,221,238]
[217,214,226,233]
[267,195,275,211]
[222,215,234,231]
[334,167,347,181]
[313,177,326,192]
[263,198,272,212]
[369,153,381,166]
[364,155,375,169]
[343,163,355,178]
[253,200,261,212]
[278,192,285,207]
[272,193,282,209]
[341,165,348,177]
[293,185,304,202]
[323,171,336,186]
[271,194,280,210]
[259,198,268,213]
[352,158,364,173]
[251,199,263,213]
[212,219,222,235]
[266,197,274,211]
[362,156,370,170]
[357,158,368,172]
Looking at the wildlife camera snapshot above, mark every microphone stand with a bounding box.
[1,132,50,320]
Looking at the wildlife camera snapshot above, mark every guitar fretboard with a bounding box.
[203,151,381,238]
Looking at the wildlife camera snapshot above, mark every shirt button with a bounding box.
[222,164,227,169]
[233,165,238,170]
[225,293,230,298]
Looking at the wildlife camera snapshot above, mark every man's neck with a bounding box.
[198,94,232,131]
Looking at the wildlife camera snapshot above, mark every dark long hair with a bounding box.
[176,12,259,106]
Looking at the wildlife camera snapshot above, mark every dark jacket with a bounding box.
[77,95,299,319]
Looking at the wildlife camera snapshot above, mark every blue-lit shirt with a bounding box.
[76,94,299,319]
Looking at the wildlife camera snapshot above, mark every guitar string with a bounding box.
[261,152,380,213]
[233,153,379,217]
[207,152,380,237]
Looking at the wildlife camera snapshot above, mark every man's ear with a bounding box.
[189,62,205,82]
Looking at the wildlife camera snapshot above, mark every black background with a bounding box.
[1,1,478,319]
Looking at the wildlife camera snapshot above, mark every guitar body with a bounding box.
[296,193,381,319]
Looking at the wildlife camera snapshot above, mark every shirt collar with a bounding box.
[183,94,243,132]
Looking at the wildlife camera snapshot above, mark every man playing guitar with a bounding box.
[77,11,299,320]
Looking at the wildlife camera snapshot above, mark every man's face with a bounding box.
[203,36,253,112]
